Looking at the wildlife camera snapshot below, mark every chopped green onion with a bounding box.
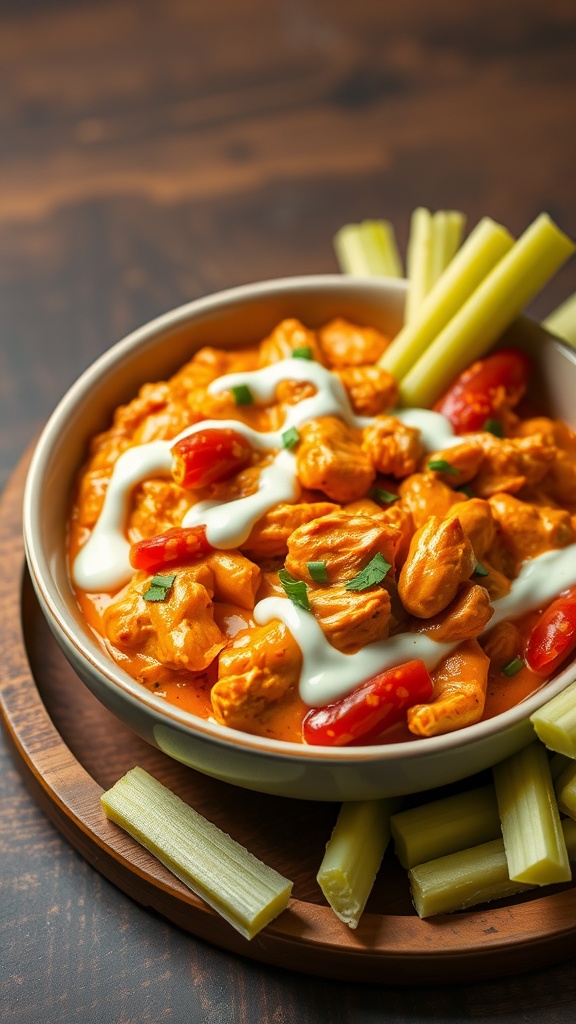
[428,459,460,475]
[307,560,329,583]
[292,347,313,360]
[483,418,504,437]
[345,552,391,592]
[502,657,524,677]
[231,384,254,406]
[281,426,300,450]
[144,573,177,602]
[473,562,489,577]
[278,568,310,611]
[370,487,399,505]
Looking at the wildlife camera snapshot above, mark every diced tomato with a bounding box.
[171,428,254,489]
[434,349,531,434]
[302,659,433,746]
[525,587,576,675]
[129,526,212,572]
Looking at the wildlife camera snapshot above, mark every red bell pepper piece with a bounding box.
[171,428,253,489]
[302,659,433,746]
[525,587,576,675]
[129,526,212,572]
[434,349,531,434]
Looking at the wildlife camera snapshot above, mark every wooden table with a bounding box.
[2,1,576,1020]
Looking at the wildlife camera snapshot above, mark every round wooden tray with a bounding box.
[3,453,576,984]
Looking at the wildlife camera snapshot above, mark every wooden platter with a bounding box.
[2,452,576,984]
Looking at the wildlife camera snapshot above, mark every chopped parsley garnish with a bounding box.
[278,568,310,611]
[370,487,400,505]
[292,346,313,360]
[473,562,490,577]
[428,459,460,476]
[281,426,300,450]
[143,573,177,602]
[345,552,391,592]
[483,418,504,438]
[307,560,329,583]
[502,657,524,677]
[457,484,474,498]
[231,383,254,406]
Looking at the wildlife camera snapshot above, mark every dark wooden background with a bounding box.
[2,1,576,1021]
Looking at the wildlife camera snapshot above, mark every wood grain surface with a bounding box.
[2,1,576,1021]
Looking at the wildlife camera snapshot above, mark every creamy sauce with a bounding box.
[73,358,457,591]
[72,355,576,711]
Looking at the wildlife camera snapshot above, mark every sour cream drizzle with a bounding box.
[72,356,576,709]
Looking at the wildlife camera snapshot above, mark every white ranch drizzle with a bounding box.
[254,543,576,707]
[73,358,457,590]
[72,355,576,710]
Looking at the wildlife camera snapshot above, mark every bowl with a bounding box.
[22,275,576,802]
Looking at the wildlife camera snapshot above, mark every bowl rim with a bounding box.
[22,273,576,767]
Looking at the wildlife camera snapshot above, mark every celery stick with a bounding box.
[333,220,402,277]
[531,679,576,758]
[391,784,501,869]
[379,217,514,381]
[409,816,576,918]
[317,799,394,928]
[405,207,434,324]
[555,760,576,818]
[399,213,575,408]
[101,767,292,940]
[430,210,466,282]
[492,741,571,885]
[543,291,576,347]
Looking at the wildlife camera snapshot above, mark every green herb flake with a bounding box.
[483,418,504,438]
[473,562,490,577]
[457,484,474,498]
[143,572,177,603]
[278,568,310,611]
[428,459,460,476]
[231,383,254,406]
[370,487,400,505]
[307,560,329,583]
[502,657,525,677]
[292,347,313,360]
[345,552,391,592]
[281,426,300,450]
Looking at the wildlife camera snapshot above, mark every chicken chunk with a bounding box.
[309,583,392,653]
[488,492,575,568]
[443,498,496,559]
[240,500,338,560]
[295,416,376,503]
[335,365,398,417]
[284,510,400,584]
[317,317,391,367]
[103,568,226,673]
[258,318,324,366]
[398,515,476,618]
[425,439,485,485]
[362,416,424,479]
[129,479,193,539]
[211,619,302,732]
[407,639,490,737]
[398,472,467,528]
[470,433,556,498]
[418,581,493,644]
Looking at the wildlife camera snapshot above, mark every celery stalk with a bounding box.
[492,741,571,885]
[531,679,576,758]
[101,768,293,940]
[333,220,403,277]
[317,799,394,928]
[405,207,434,324]
[379,216,514,381]
[409,816,576,918]
[543,291,576,348]
[399,213,575,408]
[391,784,501,869]
[430,210,466,283]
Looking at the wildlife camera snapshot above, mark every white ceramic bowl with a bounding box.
[22,275,576,801]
